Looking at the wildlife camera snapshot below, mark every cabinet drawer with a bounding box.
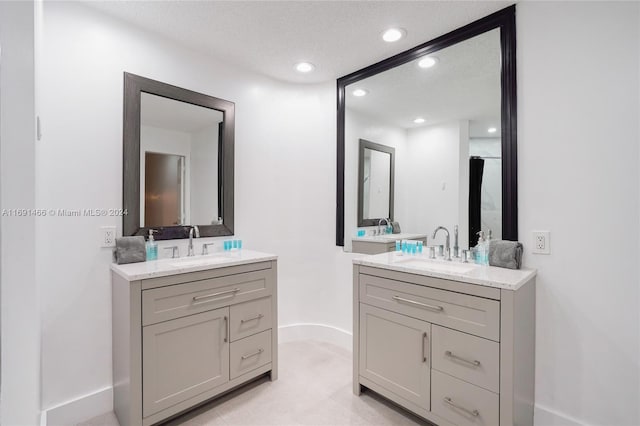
[230,329,272,380]
[431,370,499,426]
[359,274,500,341]
[432,325,499,393]
[230,297,272,342]
[142,270,273,325]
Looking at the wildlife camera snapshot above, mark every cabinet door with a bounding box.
[142,307,230,417]
[359,303,431,409]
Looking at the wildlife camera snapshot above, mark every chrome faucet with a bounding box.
[378,218,390,235]
[188,225,200,257]
[432,226,451,261]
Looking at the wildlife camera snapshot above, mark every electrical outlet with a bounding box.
[101,226,116,248]
[532,231,550,254]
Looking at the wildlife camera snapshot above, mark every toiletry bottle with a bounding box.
[475,231,487,265]
[146,229,158,261]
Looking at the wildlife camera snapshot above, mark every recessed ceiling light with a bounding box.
[382,28,406,43]
[413,117,425,124]
[488,127,497,133]
[418,56,438,68]
[352,89,369,97]
[295,62,315,73]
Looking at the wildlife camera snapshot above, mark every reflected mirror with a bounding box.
[358,139,395,226]
[337,7,517,251]
[124,73,235,239]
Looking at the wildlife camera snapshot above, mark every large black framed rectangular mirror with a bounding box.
[123,73,235,239]
[336,5,517,248]
[358,139,395,227]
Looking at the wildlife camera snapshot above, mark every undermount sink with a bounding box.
[394,256,479,275]
[168,255,231,268]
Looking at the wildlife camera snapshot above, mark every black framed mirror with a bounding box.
[358,139,395,227]
[123,73,235,239]
[336,5,517,247]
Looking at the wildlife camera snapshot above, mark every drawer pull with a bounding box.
[241,348,264,360]
[445,350,481,367]
[192,288,240,304]
[443,397,480,417]
[422,332,428,363]
[392,295,443,312]
[241,314,264,324]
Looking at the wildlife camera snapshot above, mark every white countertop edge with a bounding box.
[353,257,536,291]
[111,250,278,281]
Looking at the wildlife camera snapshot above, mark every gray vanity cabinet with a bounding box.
[359,303,431,409]
[142,307,230,417]
[352,236,426,255]
[353,264,535,426]
[112,260,278,426]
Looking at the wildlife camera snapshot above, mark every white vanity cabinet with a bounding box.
[112,252,277,426]
[353,257,535,426]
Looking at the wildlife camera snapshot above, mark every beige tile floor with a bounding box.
[79,340,431,426]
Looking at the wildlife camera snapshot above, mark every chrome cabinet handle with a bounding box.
[445,350,481,367]
[422,332,428,363]
[223,316,228,342]
[241,314,264,324]
[241,348,264,360]
[443,397,479,417]
[392,296,443,312]
[192,288,240,304]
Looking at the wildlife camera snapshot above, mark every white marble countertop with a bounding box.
[352,233,428,243]
[353,251,536,290]
[111,249,277,281]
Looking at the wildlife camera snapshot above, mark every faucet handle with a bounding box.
[202,243,215,256]
[164,246,180,259]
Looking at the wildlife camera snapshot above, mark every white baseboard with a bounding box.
[278,323,352,351]
[535,403,586,426]
[44,387,112,426]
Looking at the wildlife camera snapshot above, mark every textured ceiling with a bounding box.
[346,28,501,134]
[83,0,511,84]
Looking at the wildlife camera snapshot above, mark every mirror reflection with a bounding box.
[140,92,223,228]
[345,29,501,252]
[358,139,395,226]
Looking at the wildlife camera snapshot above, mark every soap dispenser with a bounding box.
[146,229,158,261]
[475,231,488,265]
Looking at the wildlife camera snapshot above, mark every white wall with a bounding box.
[37,2,345,419]
[365,149,391,219]
[405,120,467,248]
[518,2,639,425]
[191,123,219,225]
[0,1,41,424]
[344,108,408,251]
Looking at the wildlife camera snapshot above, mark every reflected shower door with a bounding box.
[145,152,185,227]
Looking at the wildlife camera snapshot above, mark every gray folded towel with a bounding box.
[488,240,523,270]
[115,236,146,264]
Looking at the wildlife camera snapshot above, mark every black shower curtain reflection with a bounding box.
[469,157,485,247]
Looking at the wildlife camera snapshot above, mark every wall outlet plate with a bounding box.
[532,231,550,254]
[101,226,117,248]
